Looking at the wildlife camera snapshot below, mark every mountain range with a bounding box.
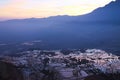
[0,0,120,53]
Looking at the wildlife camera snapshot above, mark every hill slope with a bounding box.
[0,0,120,53]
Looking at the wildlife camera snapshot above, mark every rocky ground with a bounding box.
[0,49,120,80]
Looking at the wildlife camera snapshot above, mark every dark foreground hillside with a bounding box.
[0,61,120,80]
[0,49,120,80]
[0,61,23,80]
[85,73,120,80]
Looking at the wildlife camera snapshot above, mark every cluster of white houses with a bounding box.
[1,49,120,80]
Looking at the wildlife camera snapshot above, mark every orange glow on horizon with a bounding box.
[0,0,116,21]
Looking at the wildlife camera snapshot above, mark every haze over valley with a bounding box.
[0,0,120,55]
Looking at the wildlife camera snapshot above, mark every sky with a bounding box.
[0,0,116,21]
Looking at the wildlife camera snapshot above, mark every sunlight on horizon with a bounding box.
[0,0,116,21]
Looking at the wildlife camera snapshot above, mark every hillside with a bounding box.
[0,0,120,54]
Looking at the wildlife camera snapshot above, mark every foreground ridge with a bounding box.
[0,49,120,80]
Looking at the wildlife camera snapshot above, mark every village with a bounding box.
[1,49,120,80]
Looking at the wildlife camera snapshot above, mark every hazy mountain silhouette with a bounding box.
[0,0,120,53]
[80,0,120,21]
[0,0,120,26]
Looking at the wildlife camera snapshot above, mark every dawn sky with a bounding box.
[0,0,115,21]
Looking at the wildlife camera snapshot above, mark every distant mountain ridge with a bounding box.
[84,0,120,21]
[1,0,120,22]
[0,0,120,53]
